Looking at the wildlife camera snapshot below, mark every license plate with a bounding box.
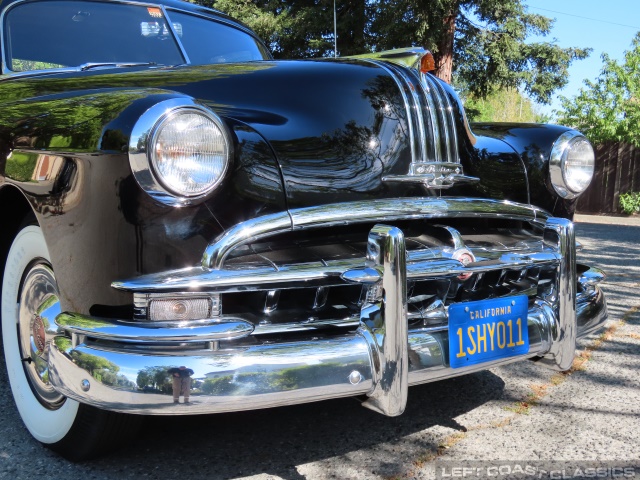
[448,296,529,369]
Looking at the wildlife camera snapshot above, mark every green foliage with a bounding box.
[619,191,640,215]
[4,151,35,182]
[557,33,640,147]
[373,0,589,103]
[201,0,588,103]
[136,366,172,391]
[201,0,365,57]
[11,59,64,72]
[465,89,546,122]
[70,352,120,385]
[201,363,354,395]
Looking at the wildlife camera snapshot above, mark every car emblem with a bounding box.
[435,225,476,280]
[451,248,475,280]
[32,315,46,355]
[383,162,479,189]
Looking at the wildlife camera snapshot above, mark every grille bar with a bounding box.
[195,198,547,269]
[116,246,560,294]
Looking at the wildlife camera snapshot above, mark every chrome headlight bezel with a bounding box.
[129,97,233,206]
[549,131,595,199]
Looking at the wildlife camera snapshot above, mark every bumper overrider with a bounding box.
[48,198,607,416]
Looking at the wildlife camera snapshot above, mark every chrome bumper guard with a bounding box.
[49,201,607,416]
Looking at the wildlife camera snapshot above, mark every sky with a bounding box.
[524,0,640,119]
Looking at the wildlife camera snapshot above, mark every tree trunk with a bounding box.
[434,1,459,84]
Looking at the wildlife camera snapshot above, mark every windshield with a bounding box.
[3,1,268,73]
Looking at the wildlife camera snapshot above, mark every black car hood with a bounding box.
[2,60,528,208]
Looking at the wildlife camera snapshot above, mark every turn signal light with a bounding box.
[420,52,436,73]
[149,297,216,321]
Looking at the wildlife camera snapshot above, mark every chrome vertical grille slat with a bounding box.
[420,73,447,163]
[366,60,420,166]
[423,73,460,163]
[383,63,436,163]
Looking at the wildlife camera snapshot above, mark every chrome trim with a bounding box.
[359,225,409,416]
[369,60,472,189]
[347,47,427,70]
[114,248,561,294]
[200,211,292,268]
[56,313,254,343]
[197,198,548,269]
[383,162,479,188]
[52,217,607,415]
[424,73,460,164]
[18,263,66,408]
[48,285,606,415]
[364,60,419,167]
[541,218,577,370]
[342,267,382,285]
[576,283,608,338]
[578,266,606,289]
[549,131,594,199]
[383,62,429,163]
[128,97,233,207]
[421,73,445,162]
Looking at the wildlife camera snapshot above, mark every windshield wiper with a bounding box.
[79,62,157,71]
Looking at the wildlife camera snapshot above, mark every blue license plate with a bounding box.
[448,296,529,369]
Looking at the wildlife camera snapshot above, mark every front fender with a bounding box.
[472,123,576,218]
[0,87,287,316]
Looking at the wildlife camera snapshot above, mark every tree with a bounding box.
[136,366,172,391]
[203,0,365,57]
[203,0,589,103]
[370,0,590,103]
[557,33,640,147]
[465,89,548,123]
[70,352,119,384]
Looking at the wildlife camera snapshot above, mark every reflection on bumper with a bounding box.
[48,218,608,416]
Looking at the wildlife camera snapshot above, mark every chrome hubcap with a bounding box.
[18,263,65,409]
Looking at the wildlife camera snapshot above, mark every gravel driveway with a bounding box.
[1,218,638,480]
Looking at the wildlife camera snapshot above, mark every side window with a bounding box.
[167,10,268,65]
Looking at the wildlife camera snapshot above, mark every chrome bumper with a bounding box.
[48,201,608,416]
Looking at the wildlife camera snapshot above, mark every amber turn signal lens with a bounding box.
[420,53,436,73]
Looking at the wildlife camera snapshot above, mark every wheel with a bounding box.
[1,225,140,461]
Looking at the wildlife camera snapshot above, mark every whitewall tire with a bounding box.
[1,226,80,442]
[2,225,141,460]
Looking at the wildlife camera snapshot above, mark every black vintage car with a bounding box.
[0,0,607,460]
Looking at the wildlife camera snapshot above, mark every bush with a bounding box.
[619,192,640,214]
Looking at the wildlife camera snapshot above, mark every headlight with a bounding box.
[151,109,229,198]
[129,98,232,206]
[549,131,595,199]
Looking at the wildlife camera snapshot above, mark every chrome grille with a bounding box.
[118,199,555,343]
[216,225,556,337]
